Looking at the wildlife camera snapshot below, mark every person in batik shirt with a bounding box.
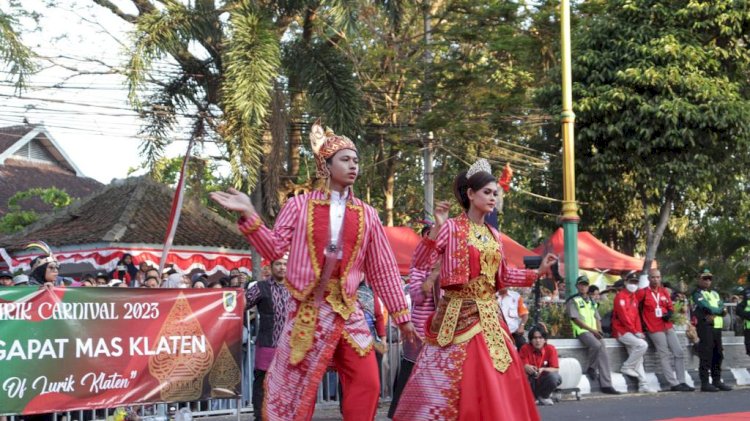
[246,255,291,421]
[394,160,556,421]
[211,123,415,421]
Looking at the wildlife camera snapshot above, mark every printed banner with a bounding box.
[0,287,246,415]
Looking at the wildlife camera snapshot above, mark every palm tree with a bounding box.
[92,0,364,214]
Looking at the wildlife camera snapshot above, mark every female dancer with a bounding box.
[394,159,555,420]
[27,242,60,287]
[211,123,415,421]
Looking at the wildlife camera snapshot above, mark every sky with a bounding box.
[0,0,216,184]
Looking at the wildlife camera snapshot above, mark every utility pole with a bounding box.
[422,0,434,220]
[560,0,580,298]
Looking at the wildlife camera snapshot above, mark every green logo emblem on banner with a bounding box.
[223,291,237,312]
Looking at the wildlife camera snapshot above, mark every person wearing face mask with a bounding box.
[612,272,656,393]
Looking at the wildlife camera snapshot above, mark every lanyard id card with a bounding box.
[651,290,662,317]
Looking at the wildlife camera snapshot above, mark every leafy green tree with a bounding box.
[657,171,750,292]
[334,1,427,226]
[0,188,73,233]
[142,155,227,197]
[538,0,750,270]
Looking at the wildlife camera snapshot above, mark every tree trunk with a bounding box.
[383,146,398,226]
[287,85,304,181]
[642,185,674,272]
[422,0,434,220]
[287,7,316,181]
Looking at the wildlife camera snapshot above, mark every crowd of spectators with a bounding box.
[3,252,748,416]
[0,254,257,291]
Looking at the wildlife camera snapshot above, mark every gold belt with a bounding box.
[436,290,512,373]
[289,278,355,365]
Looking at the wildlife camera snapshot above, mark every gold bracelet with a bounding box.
[238,215,263,235]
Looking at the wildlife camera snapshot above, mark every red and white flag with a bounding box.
[158,138,195,274]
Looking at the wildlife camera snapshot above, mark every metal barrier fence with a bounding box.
[7,310,401,421]
[7,302,743,421]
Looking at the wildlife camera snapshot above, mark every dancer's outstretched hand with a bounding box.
[398,321,417,345]
[210,188,256,217]
[427,200,451,240]
[433,201,450,227]
[538,253,558,278]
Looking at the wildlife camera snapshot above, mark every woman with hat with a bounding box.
[211,122,415,421]
[27,242,60,287]
[393,159,556,421]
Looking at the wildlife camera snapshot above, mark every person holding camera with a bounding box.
[691,269,732,392]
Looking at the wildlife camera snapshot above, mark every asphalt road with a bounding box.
[206,387,750,420]
[310,388,750,420]
[536,388,750,421]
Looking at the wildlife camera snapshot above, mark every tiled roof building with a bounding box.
[0,176,248,249]
[0,124,102,217]
[0,176,253,275]
[0,125,253,275]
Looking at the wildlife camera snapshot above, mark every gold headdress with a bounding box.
[26,241,57,272]
[309,121,357,179]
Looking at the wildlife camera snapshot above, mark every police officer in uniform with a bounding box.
[736,284,750,357]
[691,269,732,392]
[566,274,620,394]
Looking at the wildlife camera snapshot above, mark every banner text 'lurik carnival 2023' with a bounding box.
[0,287,246,415]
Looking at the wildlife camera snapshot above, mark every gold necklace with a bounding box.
[468,220,492,246]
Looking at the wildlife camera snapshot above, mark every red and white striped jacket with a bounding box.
[412,213,537,289]
[238,190,410,324]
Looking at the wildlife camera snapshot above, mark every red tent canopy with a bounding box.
[500,233,538,268]
[383,227,422,275]
[533,228,654,272]
[383,227,536,275]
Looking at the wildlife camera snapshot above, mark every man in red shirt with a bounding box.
[612,273,657,393]
[519,326,562,405]
[637,268,694,392]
